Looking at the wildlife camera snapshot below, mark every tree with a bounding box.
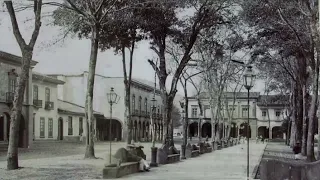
[142,0,233,145]
[240,0,318,161]
[172,105,182,128]
[51,0,144,158]
[4,0,42,170]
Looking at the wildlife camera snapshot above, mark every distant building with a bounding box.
[48,72,165,142]
[186,92,287,139]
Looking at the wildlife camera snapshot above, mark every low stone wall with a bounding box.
[102,162,139,179]
[185,149,200,158]
[260,158,320,180]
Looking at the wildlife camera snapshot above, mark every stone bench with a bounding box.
[167,153,180,163]
[102,162,139,179]
[185,148,200,158]
[260,158,320,180]
[205,146,213,153]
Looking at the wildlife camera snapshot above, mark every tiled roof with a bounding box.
[257,95,289,106]
[0,51,38,66]
[33,72,65,85]
[189,92,260,99]
[57,99,103,116]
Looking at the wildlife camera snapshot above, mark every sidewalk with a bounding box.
[0,142,265,180]
[98,142,266,180]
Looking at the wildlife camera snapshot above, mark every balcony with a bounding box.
[33,99,42,108]
[6,92,14,104]
[44,101,54,110]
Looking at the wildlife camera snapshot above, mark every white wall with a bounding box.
[33,80,59,140]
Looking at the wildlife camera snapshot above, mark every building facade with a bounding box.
[186,92,287,140]
[0,51,37,148]
[32,72,65,140]
[48,72,164,142]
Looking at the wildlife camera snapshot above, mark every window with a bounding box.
[48,118,53,138]
[79,117,83,135]
[132,95,135,111]
[40,117,45,138]
[191,106,198,118]
[276,111,281,117]
[144,98,148,113]
[45,87,50,102]
[8,78,16,93]
[242,107,248,117]
[68,116,73,135]
[139,96,142,112]
[262,111,267,117]
[33,85,38,100]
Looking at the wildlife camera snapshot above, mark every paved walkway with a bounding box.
[0,142,265,180]
[95,142,266,180]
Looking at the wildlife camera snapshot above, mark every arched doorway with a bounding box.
[0,114,4,141]
[189,122,198,137]
[142,122,145,139]
[146,122,149,141]
[258,126,268,138]
[134,121,137,141]
[230,123,237,138]
[202,122,212,138]
[111,119,122,141]
[239,123,251,138]
[58,117,63,140]
[138,121,141,141]
[272,126,283,139]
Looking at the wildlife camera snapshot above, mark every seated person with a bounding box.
[113,147,150,171]
[293,142,302,160]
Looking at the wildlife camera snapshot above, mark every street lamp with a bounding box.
[150,96,158,167]
[179,100,187,159]
[243,66,256,180]
[107,87,120,164]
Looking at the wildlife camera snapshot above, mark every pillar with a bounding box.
[269,126,273,139]
[3,114,8,142]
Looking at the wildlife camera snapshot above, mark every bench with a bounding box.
[102,162,139,179]
[157,148,180,164]
[217,142,222,150]
[205,146,213,153]
[260,158,320,180]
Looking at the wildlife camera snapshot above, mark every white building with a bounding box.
[186,92,286,140]
[32,72,65,140]
[48,72,164,142]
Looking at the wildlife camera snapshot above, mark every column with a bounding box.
[269,126,273,139]
[3,114,8,142]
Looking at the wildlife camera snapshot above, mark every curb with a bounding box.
[252,143,268,179]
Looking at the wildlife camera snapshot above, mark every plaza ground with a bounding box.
[0,140,265,180]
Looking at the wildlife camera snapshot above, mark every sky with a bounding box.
[0,3,266,98]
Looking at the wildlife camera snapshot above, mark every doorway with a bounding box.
[58,118,63,140]
[0,116,3,141]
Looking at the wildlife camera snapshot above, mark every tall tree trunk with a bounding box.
[306,67,318,162]
[302,84,308,156]
[5,0,42,170]
[84,24,99,159]
[7,51,32,170]
[290,86,298,147]
[121,41,134,145]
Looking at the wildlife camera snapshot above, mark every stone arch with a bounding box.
[3,112,25,147]
[189,122,198,137]
[258,126,268,139]
[202,122,212,138]
[142,121,146,139]
[230,122,237,138]
[272,126,283,139]
[134,120,138,141]
[239,122,251,138]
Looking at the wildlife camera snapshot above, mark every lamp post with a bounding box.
[107,87,120,165]
[180,101,187,159]
[243,66,256,180]
[150,97,158,167]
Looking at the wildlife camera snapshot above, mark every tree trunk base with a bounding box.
[84,145,96,159]
[7,155,19,170]
[307,155,316,162]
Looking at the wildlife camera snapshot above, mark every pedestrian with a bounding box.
[293,142,302,160]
